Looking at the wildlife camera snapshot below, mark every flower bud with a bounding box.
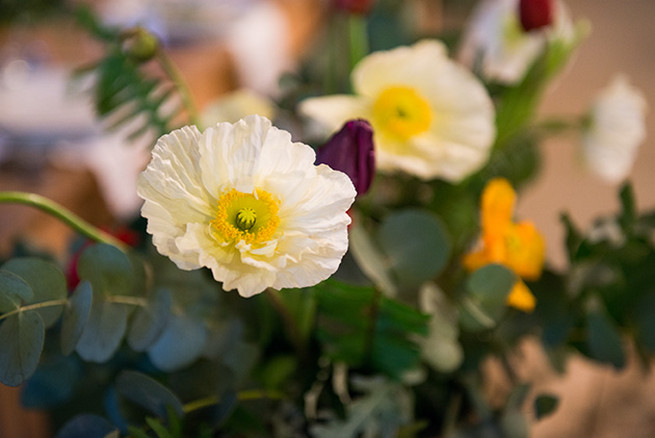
[333,0,376,15]
[121,27,159,62]
[519,0,554,32]
[316,119,375,196]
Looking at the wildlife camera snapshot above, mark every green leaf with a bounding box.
[349,221,397,297]
[378,209,451,288]
[311,376,413,438]
[418,284,463,373]
[60,281,93,356]
[3,257,67,327]
[0,269,33,313]
[56,414,118,437]
[315,281,428,378]
[618,182,636,232]
[460,265,516,332]
[115,370,184,418]
[585,299,626,369]
[147,314,208,372]
[75,297,129,362]
[0,311,45,386]
[128,288,172,352]
[534,394,559,420]
[77,244,134,297]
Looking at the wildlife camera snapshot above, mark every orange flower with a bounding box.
[464,178,545,312]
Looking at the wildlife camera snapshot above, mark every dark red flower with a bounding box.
[316,119,375,196]
[519,0,554,32]
[333,0,376,15]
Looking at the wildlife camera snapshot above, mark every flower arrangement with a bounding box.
[0,1,651,437]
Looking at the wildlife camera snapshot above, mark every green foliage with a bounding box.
[116,370,184,419]
[534,394,559,421]
[3,258,67,327]
[128,288,172,352]
[60,281,93,356]
[75,7,183,141]
[459,265,516,332]
[0,310,44,386]
[311,375,413,438]
[315,280,429,379]
[77,244,135,297]
[378,209,451,289]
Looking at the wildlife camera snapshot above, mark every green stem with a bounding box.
[265,289,306,355]
[0,299,68,322]
[0,295,147,322]
[348,14,368,73]
[157,49,200,127]
[0,191,129,252]
[182,389,285,414]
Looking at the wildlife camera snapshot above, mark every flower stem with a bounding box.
[265,289,306,355]
[0,299,68,322]
[157,49,200,127]
[0,191,129,252]
[348,14,368,73]
[182,389,285,414]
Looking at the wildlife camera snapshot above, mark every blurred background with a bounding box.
[0,0,653,436]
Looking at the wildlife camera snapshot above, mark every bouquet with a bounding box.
[0,0,650,436]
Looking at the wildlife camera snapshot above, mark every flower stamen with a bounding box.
[211,189,280,244]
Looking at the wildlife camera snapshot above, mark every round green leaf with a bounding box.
[77,244,134,297]
[0,311,45,386]
[75,298,128,363]
[378,209,451,287]
[3,257,67,327]
[147,314,208,372]
[586,305,626,369]
[115,370,183,418]
[127,288,172,352]
[0,269,33,313]
[460,264,516,332]
[60,281,93,356]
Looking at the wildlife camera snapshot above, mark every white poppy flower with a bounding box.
[137,115,356,297]
[457,0,574,84]
[582,75,647,183]
[299,40,495,182]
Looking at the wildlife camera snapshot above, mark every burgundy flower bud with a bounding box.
[316,119,375,196]
[519,0,554,32]
[333,0,376,15]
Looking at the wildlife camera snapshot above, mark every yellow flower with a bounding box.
[299,40,495,182]
[464,178,545,312]
[137,115,356,297]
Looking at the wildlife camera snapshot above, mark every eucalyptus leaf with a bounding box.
[534,394,559,420]
[460,265,516,332]
[378,209,451,288]
[0,311,45,386]
[311,376,412,438]
[349,221,397,297]
[115,370,184,418]
[75,298,129,363]
[60,281,93,356]
[77,244,134,297]
[419,284,463,373]
[585,301,626,369]
[3,257,67,327]
[0,269,33,313]
[147,314,208,372]
[128,288,172,352]
[54,414,117,438]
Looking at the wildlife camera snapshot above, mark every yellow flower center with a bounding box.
[372,86,432,141]
[211,188,280,244]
